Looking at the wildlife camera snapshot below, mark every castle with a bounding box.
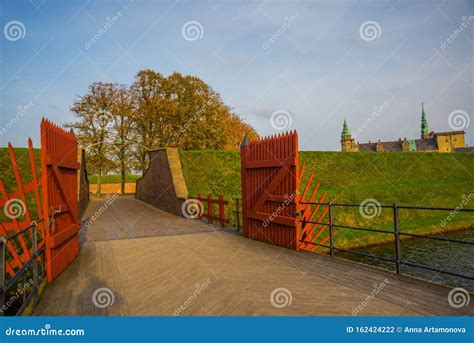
[341,104,470,153]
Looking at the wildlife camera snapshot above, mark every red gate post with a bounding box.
[219,195,225,228]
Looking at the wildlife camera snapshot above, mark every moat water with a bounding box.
[336,229,474,291]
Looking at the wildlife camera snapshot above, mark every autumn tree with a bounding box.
[67,82,116,197]
[130,70,167,174]
[110,84,135,194]
[67,69,259,187]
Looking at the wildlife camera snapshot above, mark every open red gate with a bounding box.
[1,118,80,285]
[240,131,331,251]
[240,132,299,249]
[40,119,80,282]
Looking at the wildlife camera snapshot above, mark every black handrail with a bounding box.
[1,221,45,316]
[299,201,474,281]
[299,201,474,212]
[5,219,43,241]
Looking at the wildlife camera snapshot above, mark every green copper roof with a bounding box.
[408,140,417,151]
[341,119,351,137]
[421,102,429,136]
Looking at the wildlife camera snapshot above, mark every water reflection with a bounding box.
[336,229,474,291]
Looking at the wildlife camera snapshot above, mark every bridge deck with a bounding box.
[34,197,473,316]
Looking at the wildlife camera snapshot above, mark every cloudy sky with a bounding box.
[1,0,473,150]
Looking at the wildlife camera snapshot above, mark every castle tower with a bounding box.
[421,102,429,138]
[341,119,358,152]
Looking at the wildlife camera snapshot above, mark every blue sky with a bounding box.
[1,0,473,150]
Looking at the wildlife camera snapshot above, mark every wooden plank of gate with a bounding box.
[41,118,80,282]
[240,131,299,250]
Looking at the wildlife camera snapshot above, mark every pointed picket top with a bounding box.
[240,134,250,147]
[7,142,15,156]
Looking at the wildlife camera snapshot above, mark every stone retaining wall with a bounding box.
[135,148,188,215]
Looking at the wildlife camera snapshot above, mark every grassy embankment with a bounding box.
[0,147,42,222]
[179,150,474,249]
[3,148,472,249]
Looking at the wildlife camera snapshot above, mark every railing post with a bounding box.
[393,204,401,274]
[219,195,225,228]
[32,222,39,304]
[328,202,334,257]
[0,236,6,316]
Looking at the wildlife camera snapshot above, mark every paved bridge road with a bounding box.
[34,197,473,316]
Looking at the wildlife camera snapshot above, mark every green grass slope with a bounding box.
[180,150,474,248]
[0,148,43,222]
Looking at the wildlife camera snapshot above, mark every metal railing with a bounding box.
[299,202,474,281]
[1,221,45,316]
[233,197,242,231]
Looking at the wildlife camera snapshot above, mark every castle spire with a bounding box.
[421,102,429,138]
[341,119,351,138]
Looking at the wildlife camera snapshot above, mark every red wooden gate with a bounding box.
[240,132,299,249]
[41,119,80,282]
[1,119,79,283]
